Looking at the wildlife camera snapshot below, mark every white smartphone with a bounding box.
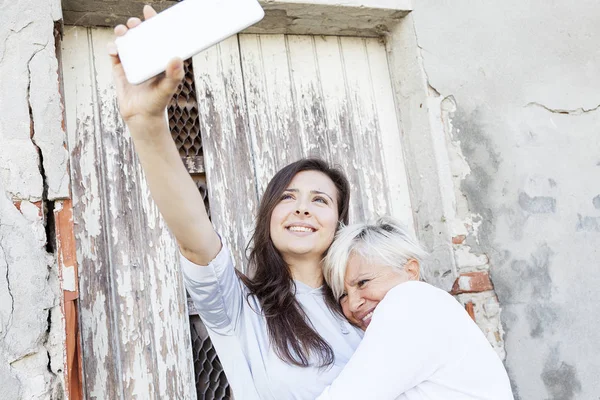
[115,0,264,84]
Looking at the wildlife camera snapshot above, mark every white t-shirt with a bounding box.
[317,281,514,400]
[181,243,363,400]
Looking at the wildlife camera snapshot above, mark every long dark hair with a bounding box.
[238,158,350,367]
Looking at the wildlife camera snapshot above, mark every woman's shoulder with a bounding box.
[385,280,445,299]
[379,281,459,317]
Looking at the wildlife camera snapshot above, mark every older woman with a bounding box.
[317,217,514,400]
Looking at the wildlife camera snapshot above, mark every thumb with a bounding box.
[159,58,185,96]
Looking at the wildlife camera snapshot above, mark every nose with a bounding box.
[347,291,364,313]
[295,198,310,216]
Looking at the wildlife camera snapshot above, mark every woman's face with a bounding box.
[270,170,339,264]
[340,254,419,330]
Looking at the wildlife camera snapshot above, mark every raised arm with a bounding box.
[108,5,220,265]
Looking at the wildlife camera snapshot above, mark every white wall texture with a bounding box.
[0,0,68,398]
[410,1,600,398]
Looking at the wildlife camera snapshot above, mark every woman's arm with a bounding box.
[108,6,220,265]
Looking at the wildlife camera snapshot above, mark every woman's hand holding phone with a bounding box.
[107,5,183,137]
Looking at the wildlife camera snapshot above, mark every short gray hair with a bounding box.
[323,216,429,301]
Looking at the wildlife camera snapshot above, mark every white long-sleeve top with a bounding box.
[181,243,363,400]
[317,281,514,400]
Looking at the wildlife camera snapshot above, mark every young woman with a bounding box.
[107,6,362,399]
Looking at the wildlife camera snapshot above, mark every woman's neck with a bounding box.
[286,257,324,288]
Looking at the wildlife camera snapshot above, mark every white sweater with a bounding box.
[317,281,514,400]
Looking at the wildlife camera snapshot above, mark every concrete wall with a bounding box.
[0,0,69,398]
[410,1,600,398]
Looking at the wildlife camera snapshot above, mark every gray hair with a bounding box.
[323,216,429,301]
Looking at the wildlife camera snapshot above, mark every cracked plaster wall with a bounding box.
[0,0,69,398]
[411,1,600,398]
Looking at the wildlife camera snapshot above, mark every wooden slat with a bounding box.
[234,33,413,227]
[364,38,414,228]
[192,36,259,273]
[311,35,364,222]
[285,35,332,159]
[62,26,195,399]
[62,26,121,400]
[337,37,391,221]
[238,33,303,194]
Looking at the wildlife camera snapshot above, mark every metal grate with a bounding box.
[168,58,230,399]
[169,59,202,158]
[189,316,233,400]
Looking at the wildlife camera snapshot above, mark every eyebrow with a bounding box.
[346,273,371,287]
[284,188,335,203]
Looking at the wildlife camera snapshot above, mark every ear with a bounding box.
[403,259,421,281]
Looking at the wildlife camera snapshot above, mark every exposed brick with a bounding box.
[54,199,83,400]
[451,271,494,295]
[54,200,78,299]
[452,235,466,244]
[465,301,476,321]
[13,200,44,218]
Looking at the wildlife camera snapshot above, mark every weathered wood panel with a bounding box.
[61,27,120,399]
[238,34,304,195]
[311,35,363,220]
[362,38,413,224]
[337,36,390,221]
[62,26,195,399]
[192,36,260,273]
[232,33,413,226]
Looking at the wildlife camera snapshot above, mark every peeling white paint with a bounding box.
[62,265,76,292]
[62,26,195,399]
[0,185,60,398]
[0,0,64,396]
[29,45,70,200]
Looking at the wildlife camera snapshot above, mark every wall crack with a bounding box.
[0,239,15,339]
[526,101,600,115]
[25,36,60,386]
[27,46,50,204]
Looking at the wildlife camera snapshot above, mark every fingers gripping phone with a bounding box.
[115,0,265,84]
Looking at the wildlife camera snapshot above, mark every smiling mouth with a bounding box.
[356,307,376,329]
[286,226,316,233]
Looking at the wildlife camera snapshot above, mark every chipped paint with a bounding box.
[0,0,65,397]
[62,265,76,292]
[62,26,195,399]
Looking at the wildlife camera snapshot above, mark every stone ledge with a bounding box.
[62,0,411,36]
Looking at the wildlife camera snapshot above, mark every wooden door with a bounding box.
[194,34,413,272]
[60,26,413,399]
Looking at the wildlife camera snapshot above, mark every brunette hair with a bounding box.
[238,158,350,367]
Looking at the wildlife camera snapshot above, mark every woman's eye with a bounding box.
[314,196,328,204]
[280,193,294,200]
[339,293,347,303]
[357,279,369,288]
